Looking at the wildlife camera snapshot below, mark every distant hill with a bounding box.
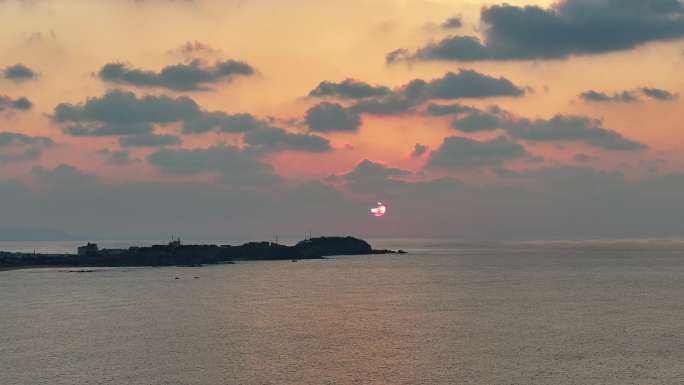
[0,236,403,269]
[0,227,79,241]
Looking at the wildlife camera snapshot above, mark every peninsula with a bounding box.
[0,236,404,270]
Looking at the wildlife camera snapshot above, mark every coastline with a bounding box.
[0,265,69,272]
[0,236,403,271]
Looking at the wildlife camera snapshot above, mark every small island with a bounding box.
[0,236,404,270]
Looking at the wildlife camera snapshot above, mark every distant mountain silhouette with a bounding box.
[0,236,404,269]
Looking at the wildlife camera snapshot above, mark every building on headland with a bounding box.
[77,243,99,256]
[169,236,181,249]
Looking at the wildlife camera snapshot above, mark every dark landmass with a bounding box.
[0,236,403,270]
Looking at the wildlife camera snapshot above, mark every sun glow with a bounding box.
[370,202,387,217]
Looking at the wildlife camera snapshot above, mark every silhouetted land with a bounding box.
[0,236,403,270]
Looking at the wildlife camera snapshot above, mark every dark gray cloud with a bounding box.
[0,132,53,147]
[579,90,640,103]
[0,95,32,111]
[441,17,462,29]
[118,133,182,147]
[641,87,678,100]
[6,162,684,239]
[54,90,265,139]
[63,123,154,137]
[181,111,265,134]
[443,105,646,151]
[425,103,476,116]
[421,70,525,99]
[0,132,54,162]
[308,79,391,99]
[307,70,523,119]
[31,164,96,186]
[3,64,38,81]
[148,145,277,184]
[330,158,413,196]
[506,115,647,151]
[412,143,428,157]
[341,159,410,182]
[579,87,678,103]
[450,110,504,132]
[389,0,684,62]
[97,149,135,166]
[574,153,599,163]
[348,95,417,115]
[428,136,529,168]
[54,90,201,125]
[54,90,329,153]
[305,102,362,132]
[98,59,254,91]
[386,48,411,64]
[1,163,361,240]
[244,127,331,152]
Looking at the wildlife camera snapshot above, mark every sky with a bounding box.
[2,0,684,241]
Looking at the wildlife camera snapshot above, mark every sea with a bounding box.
[2,238,684,385]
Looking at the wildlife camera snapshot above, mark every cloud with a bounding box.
[181,111,265,134]
[579,90,640,103]
[63,123,154,137]
[420,70,525,99]
[308,79,391,99]
[168,41,220,59]
[389,0,684,62]
[573,153,599,163]
[412,143,428,157]
[147,145,277,184]
[386,48,411,64]
[348,95,417,115]
[23,31,57,45]
[54,90,263,138]
[31,164,96,186]
[579,87,678,103]
[428,136,529,168]
[331,159,413,195]
[54,90,330,153]
[6,162,684,239]
[305,102,362,132]
[0,132,54,162]
[443,105,646,151]
[0,95,32,111]
[309,69,523,120]
[54,90,201,125]
[450,110,505,132]
[98,59,254,91]
[3,64,38,81]
[641,87,678,101]
[425,103,476,116]
[506,115,647,151]
[1,163,361,240]
[0,132,53,147]
[97,149,135,166]
[243,127,331,152]
[118,133,182,147]
[441,17,462,29]
[341,159,410,182]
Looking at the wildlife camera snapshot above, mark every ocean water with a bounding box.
[2,239,684,385]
